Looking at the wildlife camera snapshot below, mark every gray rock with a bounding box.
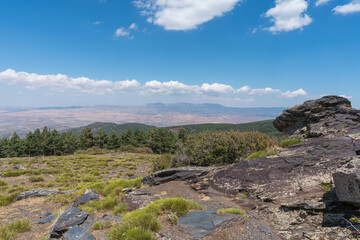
[38,214,56,224]
[281,200,327,210]
[73,189,99,207]
[178,210,240,239]
[13,165,27,170]
[103,214,122,221]
[333,157,360,205]
[142,167,213,186]
[50,207,88,238]
[63,226,96,240]
[16,189,60,200]
[273,95,360,136]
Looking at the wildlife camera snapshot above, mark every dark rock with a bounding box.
[258,225,270,234]
[60,190,78,194]
[211,137,357,200]
[281,200,327,210]
[63,226,96,240]
[50,207,88,238]
[40,212,52,218]
[73,189,99,207]
[103,214,122,221]
[273,95,360,136]
[333,157,360,205]
[17,189,60,200]
[142,167,213,186]
[178,210,241,239]
[38,214,56,224]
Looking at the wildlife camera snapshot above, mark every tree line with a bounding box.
[0,127,187,158]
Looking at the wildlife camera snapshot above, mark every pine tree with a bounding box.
[107,131,119,150]
[79,127,95,149]
[178,128,187,144]
[9,132,24,157]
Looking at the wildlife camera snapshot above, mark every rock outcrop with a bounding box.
[333,156,360,205]
[73,189,99,207]
[273,95,360,136]
[142,166,213,186]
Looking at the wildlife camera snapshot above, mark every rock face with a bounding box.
[142,167,212,186]
[50,207,89,238]
[63,226,96,240]
[273,95,360,136]
[178,210,241,239]
[73,189,99,207]
[333,157,360,205]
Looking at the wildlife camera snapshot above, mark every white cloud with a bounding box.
[92,21,103,25]
[340,94,353,99]
[114,27,130,37]
[129,23,139,30]
[134,0,242,31]
[315,0,332,7]
[265,0,312,33]
[0,69,140,95]
[333,1,360,15]
[281,88,307,98]
[0,69,308,99]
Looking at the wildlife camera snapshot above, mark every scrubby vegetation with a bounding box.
[279,138,302,148]
[180,131,273,166]
[0,218,31,240]
[217,208,247,217]
[108,198,203,240]
[92,220,113,230]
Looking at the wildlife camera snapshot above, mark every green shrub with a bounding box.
[108,198,202,240]
[88,196,119,211]
[92,220,112,230]
[217,208,247,217]
[279,138,302,148]
[0,218,31,240]
[113,202,129,216]
[0,180,8,187]
[245,150,278,160]
[102,178,142,197]
[152,154,173,172]
[183,131,273,166]
[0,192,20,206]
[29,175,45,182]
[319,182,332,192]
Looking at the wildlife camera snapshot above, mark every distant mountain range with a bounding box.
[64,120,281,137]
[0,103,285,138]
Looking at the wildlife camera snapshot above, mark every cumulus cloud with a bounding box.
[333,1,360,15]
[92,21,103,25]
[129,23,139,30]
[0,69,307,99]
[134,0,242,31]
[114,27,130,37]
[315,0,332,7]
[0,69,140,95]
[250,87,307,98]
[340,94,353,99]
[265,0,312,33]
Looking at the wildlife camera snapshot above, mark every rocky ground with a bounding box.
[1,95,360,239]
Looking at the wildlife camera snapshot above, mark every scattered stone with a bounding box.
[13,165,26,170]
[281,200,326,210]
[60,190,78,194]
[16,189,60,200]
[258,225,270,234]
[333,157,360,205]
[40,212,52,218]
[73,189,99,207]
[103,214,122,221]
[38,214,56,224]
[142,166,213,186]
[63,226,96,240]
[178,210,241,239]
[50,207,88,238]
[122,187,137,193]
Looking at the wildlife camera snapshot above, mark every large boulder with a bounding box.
[273,95,360,136]
[73,189,99,207]
[333,157,360,205]
[142,166,213,186]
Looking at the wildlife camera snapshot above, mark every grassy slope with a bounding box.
[64,120,281,137]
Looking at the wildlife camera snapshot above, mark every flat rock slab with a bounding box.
[50,207,88,238]
[37,214,56,224]
[281,200,327,210]
[142,167,213,186]
[179,210,240,239]
[63,226,96,240]
[17,189,60,200]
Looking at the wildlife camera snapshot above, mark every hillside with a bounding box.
[63,120,281,136]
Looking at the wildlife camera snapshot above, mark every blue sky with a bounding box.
[0,0,359,108]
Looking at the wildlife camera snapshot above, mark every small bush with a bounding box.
[108,225,154,240]
[0,218,31,240]
[88,196,119,211]
[0,192,20,206]
[152,154,173,172]
[319,182,332,192]
[245,150,278,160]
[29,175,45,182]
[113,202,129,216]
[92,220,112,230]
[217,208,247,217]
[279,138,302,148]
[0,180,8,187]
